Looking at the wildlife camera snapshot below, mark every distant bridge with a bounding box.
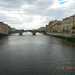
[18,30,46,35]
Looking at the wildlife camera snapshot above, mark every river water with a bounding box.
[0,32,75,75]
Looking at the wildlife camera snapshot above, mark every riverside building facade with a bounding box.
[0,27,2,33]
[0,22,8,34]
[61,15,75,33]
[45,14,75,34]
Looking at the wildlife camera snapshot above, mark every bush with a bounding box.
[54,35,67,39]
[45,33,75,42]
[67,37,75,42]
[0,33,8,38]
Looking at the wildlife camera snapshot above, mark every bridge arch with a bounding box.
[19,30,46,35]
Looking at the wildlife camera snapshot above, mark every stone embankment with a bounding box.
[46,32,75,37]
[46,32,75,42]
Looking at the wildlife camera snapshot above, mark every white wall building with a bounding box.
[11,28,16,32]
[38,27,46,31]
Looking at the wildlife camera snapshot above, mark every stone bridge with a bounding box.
[19,30,46,35]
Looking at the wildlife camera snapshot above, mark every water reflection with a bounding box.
[0,36,9,46]
[60,39,75,47]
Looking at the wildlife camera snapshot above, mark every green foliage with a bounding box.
[45,33,75,42]
[54,35,67,39]
[67,37,75,42]
[0,33,8,38]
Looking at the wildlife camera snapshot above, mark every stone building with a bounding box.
[0,27,2,33]
[71,15,75,33]
[0,22,8,34]
[45,14,75,33]
[48,20,57,32]
[8,26,11,34]
[46,25,49,32]
[38,27,46,31]
[11,28,16,32]
[57,21,61,32]
[45,20,61,33]
[61,15,75,33]
[51,21,58,32]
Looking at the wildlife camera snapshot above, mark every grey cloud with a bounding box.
[0,15,23,24]
[0,0,36,8]
[0,0,75,29]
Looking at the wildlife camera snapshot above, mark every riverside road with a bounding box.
[0,32,75,75]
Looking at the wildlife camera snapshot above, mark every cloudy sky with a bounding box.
[0,0,75,30]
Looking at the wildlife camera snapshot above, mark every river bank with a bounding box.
[0,33,8,38]
[46,32,75,42]
[0,32,17,38]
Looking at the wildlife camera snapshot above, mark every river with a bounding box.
[0,32,75,75]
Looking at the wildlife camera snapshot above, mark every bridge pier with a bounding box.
[19,32,23,35]
[31,31,37,35]
[33,32,36,35]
